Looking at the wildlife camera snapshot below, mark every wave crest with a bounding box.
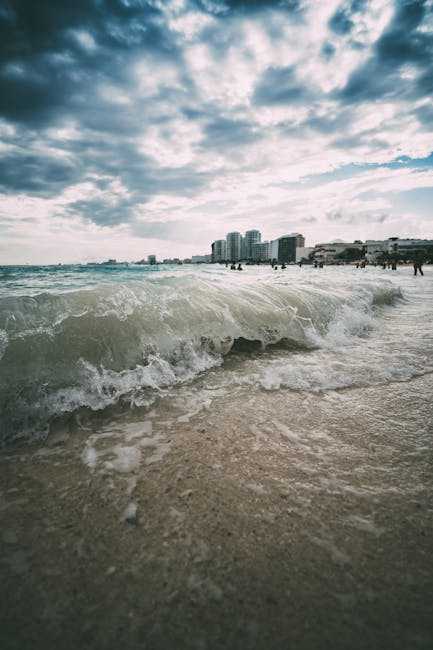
[0,273,401,445]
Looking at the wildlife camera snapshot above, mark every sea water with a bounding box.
[0,263,432,446]
[1,263,433,649]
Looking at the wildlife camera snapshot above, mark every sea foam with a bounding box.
[0,267,402,445]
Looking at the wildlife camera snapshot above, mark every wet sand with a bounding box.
[1,374,433,650]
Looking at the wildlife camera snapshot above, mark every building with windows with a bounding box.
[226,232,242,261]
[277,236,296,263]
[244,230,261,259]
[397,238,433,256]
[270,234,301,263]
[251,241,271,261]
[365,240,389,262]
[211,239,227,262]
[312,241,364,263]
[366,237,433,262]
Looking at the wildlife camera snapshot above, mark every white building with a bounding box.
[211,239,227,262]
[251,241,271,261]
[269,234,301,263]
[244,230,261,259]
[312,241,364,263]
[398,238,433,255]
[365,240,390,262]
[365,237,433,262]
[269,239,279,261]
[226,232,242,261]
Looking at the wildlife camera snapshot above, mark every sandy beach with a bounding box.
[2,368,433,650]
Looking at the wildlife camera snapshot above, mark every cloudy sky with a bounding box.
[0,0,432,263]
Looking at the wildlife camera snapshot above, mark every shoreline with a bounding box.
[1,374,433,649]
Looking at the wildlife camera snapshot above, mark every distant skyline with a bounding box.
[1,1,433,264]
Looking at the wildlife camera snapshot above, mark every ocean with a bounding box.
[1,263,433,649]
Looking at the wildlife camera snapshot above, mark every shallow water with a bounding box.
[1,264,433,649]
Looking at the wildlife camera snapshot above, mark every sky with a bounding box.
[0,0,433,263]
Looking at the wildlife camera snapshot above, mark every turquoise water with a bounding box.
[0,263,167,297]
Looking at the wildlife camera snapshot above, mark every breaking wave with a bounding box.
[0,271,401,445]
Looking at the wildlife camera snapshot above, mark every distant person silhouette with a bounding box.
[237,263,243,271]
[414,261,424,276]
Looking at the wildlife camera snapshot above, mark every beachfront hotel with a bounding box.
[211,230,305,263]
[225,232,243,262]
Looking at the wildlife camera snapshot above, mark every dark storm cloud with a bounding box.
[321,42,336,60]
[0,150,82,195]
[253,65,312,105]
[1,0,432,248]
[190,0,304,16]
[67,196,135,226]
[0,0,175,126]
[200,116,263,149]
[302,107,353,135]
[415,103,433,130]
[328,0,368,35]
[65,142,210,227]
[338,0,433,103]
[0,0,213,227]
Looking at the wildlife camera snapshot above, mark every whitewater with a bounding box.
[0,263,432,446]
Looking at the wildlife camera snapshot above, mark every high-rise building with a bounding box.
[270,235,300,263]
[244,230,261,259]
[278,236,296,263]
[226,232,242,261]
[211,239,227,262]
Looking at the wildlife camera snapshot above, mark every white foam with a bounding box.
[122,502,138,524]
[0,266,412,444]
[0,329,8,360]
[82,446,98,468]
[106,445,141,473]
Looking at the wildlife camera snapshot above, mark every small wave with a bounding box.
[0,273,401,445]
